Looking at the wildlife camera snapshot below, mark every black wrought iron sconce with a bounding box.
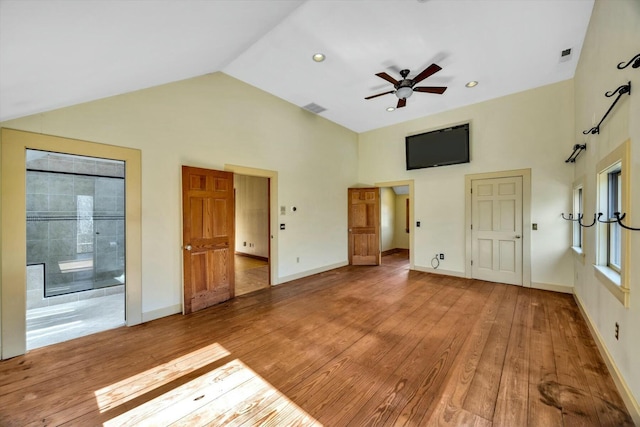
[583,81,631,135]
[565,144,586,163]
[617,53,640,70]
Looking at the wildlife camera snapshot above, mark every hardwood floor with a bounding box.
[235,255,269,296]
[0,253,633,426]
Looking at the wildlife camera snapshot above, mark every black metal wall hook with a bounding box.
[565,144,586,163]
[617,53,640,69]
[579,213,597,228]
[596,212,623,224]
[583,81,631,135]
[614,212,640,231]
[561,213,582,221]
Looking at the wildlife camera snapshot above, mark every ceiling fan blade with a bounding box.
[414,86,448,94]
[412,63,442,84]
[375,72,399,86]
[397,98,407,108]
[364,90,395,100]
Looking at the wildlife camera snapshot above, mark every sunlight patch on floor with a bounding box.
[94,343,230,413]
[97,344,321,426]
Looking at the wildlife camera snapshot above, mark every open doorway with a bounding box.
[25,150,125,350]
[234,174,270,295]
[379,185,410,264]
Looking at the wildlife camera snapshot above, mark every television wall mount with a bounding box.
[583,81,631,135]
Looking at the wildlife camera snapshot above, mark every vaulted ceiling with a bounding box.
[0,0,594,133]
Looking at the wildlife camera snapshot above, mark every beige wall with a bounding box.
[380,187,395,252]
[1,72,358,319]
[359,79,575,288]
[235,175,269,258]
[573,0,640,417]
[394,194,410,250]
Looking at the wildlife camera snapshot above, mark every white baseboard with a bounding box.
[277,261,349,285]
[412,265,466,278]
[573,292,640,425]
[142,304,182,323]
[531,281,574,294]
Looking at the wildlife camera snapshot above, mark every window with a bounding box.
[607,169,621,272]
[594,140,630,307]
[572,185,583,249]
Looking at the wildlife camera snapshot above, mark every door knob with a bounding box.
[185,244,192,251]
[514,235,521,239]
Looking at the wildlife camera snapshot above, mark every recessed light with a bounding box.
[312,53,325,62]
[386,107,395,112]
[465,81,479,88]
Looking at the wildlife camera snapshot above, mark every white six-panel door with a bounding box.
[471,176,523,285]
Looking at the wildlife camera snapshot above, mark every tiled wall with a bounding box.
[26,151,125,306]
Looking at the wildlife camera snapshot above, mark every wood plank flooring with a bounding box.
[235,255,269,296]
[0,253,633,426]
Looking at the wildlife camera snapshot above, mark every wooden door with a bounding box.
[471,176,523,285]
[182,166,235,314]
[348,187,381,265]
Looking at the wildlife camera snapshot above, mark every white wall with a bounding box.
[573,0,640,416]
[359,80,575,288]
[235,174,269,258]
[1,72,358,318]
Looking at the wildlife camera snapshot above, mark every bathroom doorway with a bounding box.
[25,150,125,350]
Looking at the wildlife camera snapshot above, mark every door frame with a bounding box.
[224,164,278,286]
[0,128,142,359]
[464,168,531,287]
[375,180,415,270]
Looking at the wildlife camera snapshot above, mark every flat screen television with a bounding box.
[405,123,470,170]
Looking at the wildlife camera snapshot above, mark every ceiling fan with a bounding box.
[365,63,447,108]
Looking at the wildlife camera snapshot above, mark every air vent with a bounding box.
[560,48,572,62]
[302,103,327,114]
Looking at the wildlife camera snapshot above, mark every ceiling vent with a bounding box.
[302,103,327,114]
[560,48,572,62]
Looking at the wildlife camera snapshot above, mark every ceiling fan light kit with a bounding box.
[365,63,447,108]
[396,86,413,99]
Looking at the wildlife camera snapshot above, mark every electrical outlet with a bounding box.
[615,322,619,340]
[439,253,444,260]
[243,241,247,247]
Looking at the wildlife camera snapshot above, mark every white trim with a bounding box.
[412,266,465,278]
[531,281,573,294]
[573,292,640,426]
[464,168,531,287]
[278,261,348,285]
[142,304,182,323]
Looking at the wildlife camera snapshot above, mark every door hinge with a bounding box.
[471,260,473,266]
[470,224,473,230]
[470,188,473,194]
